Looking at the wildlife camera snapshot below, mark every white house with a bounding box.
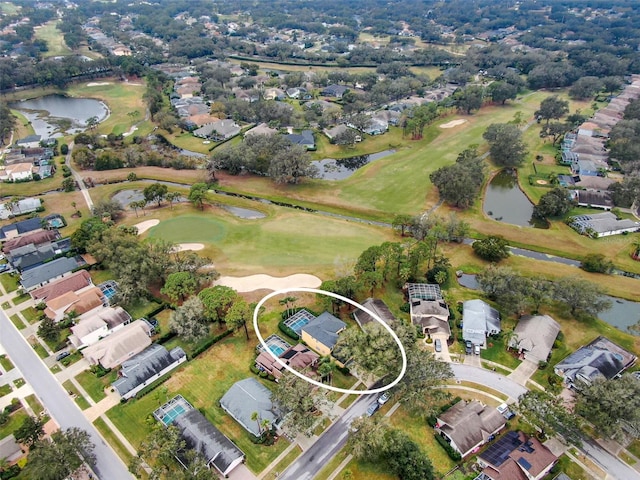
[69,306,132,349]
[0,162,34,182]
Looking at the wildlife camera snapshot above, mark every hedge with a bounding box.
[434,433,462,461]
[146,302,171,319]
[278,320,299,340]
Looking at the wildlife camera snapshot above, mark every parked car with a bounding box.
[55,351,70,361]
[465,340,473,354]
[378,392,390,405]
[366,402,379,417]
[474,344,481,355]
[434,339,442,352]
[497,403,516,420]
[0,264,9,273]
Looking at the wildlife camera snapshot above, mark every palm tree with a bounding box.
[318,358,336,385]
[166,192,181,210]
[503,330,519,352]
[251,411,263,435]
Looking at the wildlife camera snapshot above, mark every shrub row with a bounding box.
[278,320,299,340]
[434,433,462,461]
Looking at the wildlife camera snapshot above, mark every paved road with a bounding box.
[451,364,527,401]
[278,393,378,480]
[581,437,640,480]
[65,141,94,211]
[0,310,133,480]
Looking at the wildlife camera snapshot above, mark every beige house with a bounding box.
[0,162,33,181]
[44,286,105,322]
[69,306,132,349]
[81,319,152,369]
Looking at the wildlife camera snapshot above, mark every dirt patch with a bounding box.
[536,179,548,185]
[86,82,111,87]
[134,219,160,234]
[173,243,205,252]
[215,273,322,292]
[439,119,467,129]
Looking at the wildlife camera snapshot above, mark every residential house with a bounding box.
[193,120,241,141]
[255,343,319,381]
[554,336,637,387]
[462,299,501,349]
[0,434,25,466]
[362,117,388,135]
[300,312,346,356]
[571,158,600,177]
[263,88,285,101]
[69,306,132,349]
[475,431,557,480]
[244,123,278,138]
[81,319,152,369]
[15,135,41,148]
[112,344,187,399]
[154,395,245,477]
[220,378,281,437]
[509,315,561,364]
[20,257,79,291]
[30,270,93,302]
[321,84,349,98]
[3,229,59,254]
[323,124,349,141]
[570,190,614,210]
[410,298,451,338]
[406,283,443,301]
[286,87,307,99]
[111,45,132,56]
[43,286,106,322]
[568,212,640,237]
[374,109,401,126]
[0,217,44,242]
[0,197,41,219]
[353,298,396,329]
[7,243,57,271]
[435,400,506,457]
[286,130,316,150]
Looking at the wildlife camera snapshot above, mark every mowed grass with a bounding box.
[107,334,290,473]
[34,21,73,57]
[76,370,118,403]
[145,207,394,276]
[67,80,147,136]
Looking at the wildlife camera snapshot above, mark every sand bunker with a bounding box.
[134,219,160,235]
[215,273,322,293]
[173,243,205,252]
[440,119,468,129]
[86,82,111,87]
[536,180,548,185]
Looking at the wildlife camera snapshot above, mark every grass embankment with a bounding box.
[93,417,135,466]
[61,380,91,410]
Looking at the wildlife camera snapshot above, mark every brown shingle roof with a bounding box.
[30,270,92,301]
[44,286,104,320]
[3,230,58,253]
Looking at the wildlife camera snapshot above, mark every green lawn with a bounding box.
[0,354,15,371]
[30,340,49,359]
[262,446,302,480]
[12,293,30,306]
[480,334,521,370]
[0,384,12,397]
[13,378,24,388]
[24,394,45,416]
[76,370,118,403]
[0,273,19,293]
[62,380,91,410]
[93,417,135,465]
[0,409,28,440]
[107,334,291,473]
[20,307,41,324]
[123,298,162,320]
[146,210,394,277]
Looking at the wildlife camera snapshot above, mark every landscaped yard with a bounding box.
[107,334,291,473]
[123,297,162,321]
[0,273,19,293]
[0,384,12,397]
[480,333,521,370]
[28,337,49,359]
[62,380,91,410]
[0,409,28,440]
[20,306,42,324]
[76,369,118,403]
[24,393,45,416]
[93,417,135,466]
[12,293,30,306]
[0,354,15,372]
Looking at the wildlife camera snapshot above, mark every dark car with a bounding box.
[55,351,70,361]
[365,402,379,417]
[465,340,473,354]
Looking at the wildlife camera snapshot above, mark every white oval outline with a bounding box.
[252,287,407,395]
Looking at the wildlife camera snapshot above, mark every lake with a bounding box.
[312,150,396,180]
[11,94,109,137]
[483,170,546,228]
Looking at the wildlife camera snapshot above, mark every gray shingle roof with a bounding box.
[219,378,280,437]
[510,315,560,364]
[301,312,346,350]
[462,299,501,346]
[20,257,79,290]
[353,298,396,327]
[112,344,186,397]
[173,409,244,476]
[0,217,43,240]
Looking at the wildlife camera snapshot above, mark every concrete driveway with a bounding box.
[228,463,258,480]
[507,359,539,386]
[427,334,451,362]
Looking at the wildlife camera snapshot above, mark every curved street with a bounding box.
[0,310,133,480]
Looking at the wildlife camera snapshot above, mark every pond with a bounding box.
[112,189,145,206]
[221,205,266,219]
[11,94,109,137]
[483,170,546,228]
[456,273,640,336]
[311,150,396,180]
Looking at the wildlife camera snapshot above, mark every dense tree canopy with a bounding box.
[472,235,510,262]
[25,428,96,480]
[483,123,528,167]
[430,146,485,208]
[533,187,574,220]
